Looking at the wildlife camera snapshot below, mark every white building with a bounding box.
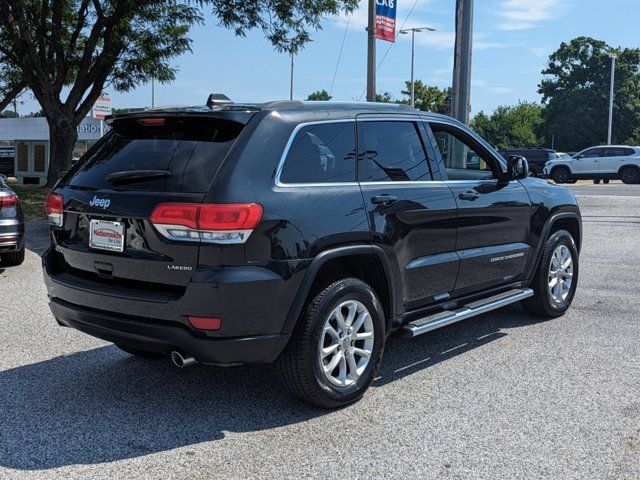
[0,116,109,185]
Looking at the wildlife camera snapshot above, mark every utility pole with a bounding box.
[366,0,376,102]
[151,77,155,109]
[451,0,474,124]
[400,27,436,108]
[290,53,295,100]
[607,53,617,145]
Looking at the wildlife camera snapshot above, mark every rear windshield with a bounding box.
[65,117,244,192]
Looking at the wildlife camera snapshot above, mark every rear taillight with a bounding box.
[45,193,64,226]
[150,203,263,244]
[187,316,222,331]
[0,195,18,209]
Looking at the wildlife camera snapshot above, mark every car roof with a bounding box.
[108,100,457,125]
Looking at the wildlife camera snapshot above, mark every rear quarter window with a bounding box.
[65,117,244,193]
[279,122,356,184]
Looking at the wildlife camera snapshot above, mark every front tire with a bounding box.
[277,278,386,408]
[551,167,571,184]
[522,230,579,318]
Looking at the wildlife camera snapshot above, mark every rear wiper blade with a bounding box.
[106,170,172,185]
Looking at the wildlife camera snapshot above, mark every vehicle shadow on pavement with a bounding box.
[375,304,547,386]
[24,220,49,257]
[0,305,544,471]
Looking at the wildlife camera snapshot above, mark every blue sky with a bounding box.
[16,0,640,117]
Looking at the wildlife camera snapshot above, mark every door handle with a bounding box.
[371,194,398,206]
[458,191,480,201]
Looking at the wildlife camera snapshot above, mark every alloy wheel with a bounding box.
[548,245,574,304]
[319,300,375,388]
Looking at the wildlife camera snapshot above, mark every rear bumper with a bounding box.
[50,297,290,365]
[0,219,24,253]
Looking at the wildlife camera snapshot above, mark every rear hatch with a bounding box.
[50,113,249,292]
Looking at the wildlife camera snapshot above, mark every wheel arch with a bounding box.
[282,245,397,334]
[526,211,582,283]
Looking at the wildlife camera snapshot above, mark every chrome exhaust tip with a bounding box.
[170,350,197,368]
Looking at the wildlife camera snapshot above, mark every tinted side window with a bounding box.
[360,121,431,182]
[280,123,356,184]
[430,123,497,181]
[582,148,606,158]
[607,147,634,157]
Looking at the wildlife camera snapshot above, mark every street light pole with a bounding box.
[366,0,376,102]
[290,53,295,100]
[399,27,436,108]
[607,53,617,145]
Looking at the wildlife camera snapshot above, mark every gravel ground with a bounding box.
[0,185,639,480]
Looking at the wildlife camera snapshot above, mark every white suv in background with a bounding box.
[544,146,640,184]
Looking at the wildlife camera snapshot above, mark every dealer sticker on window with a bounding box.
[89,219,125,252]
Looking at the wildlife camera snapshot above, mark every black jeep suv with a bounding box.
[42,100,582,408]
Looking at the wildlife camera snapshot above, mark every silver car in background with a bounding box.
[544,146,640,184]
[0,174,25,266]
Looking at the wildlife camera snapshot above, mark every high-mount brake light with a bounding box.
[45,193,64,226]
[150,203,263,245]
[137,118,166,126]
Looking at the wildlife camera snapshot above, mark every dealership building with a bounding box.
[0,116,108,185]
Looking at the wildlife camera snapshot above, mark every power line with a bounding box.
[358,0,422,101]
[330,15,351,97]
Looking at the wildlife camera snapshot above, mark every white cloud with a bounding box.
[497,0,568,30]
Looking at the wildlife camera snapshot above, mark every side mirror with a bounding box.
[507,155,529,180]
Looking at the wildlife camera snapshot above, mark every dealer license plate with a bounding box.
[89,219,125,252]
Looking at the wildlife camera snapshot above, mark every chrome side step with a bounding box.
[402,288,534,338]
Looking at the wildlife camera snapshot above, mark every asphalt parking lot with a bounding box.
[0,183,639,480]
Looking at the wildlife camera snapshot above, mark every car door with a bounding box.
[425,120,532,295]
[356,116,459,310]
[600,147,634,174]
[573,147,605,175]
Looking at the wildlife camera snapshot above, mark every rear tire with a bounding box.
[277,277,386,408]
[620,166,640,185]
[593,179,601,184]
[603,179,610,184]
[522,230,579,318]
[116,344,165,359]
[551,167,571,184]
[1,246,25,266]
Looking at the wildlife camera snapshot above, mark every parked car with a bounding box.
[499,147,558,177]
[0,173,25,266]
[42,100,582,408]
[544,146,640,184]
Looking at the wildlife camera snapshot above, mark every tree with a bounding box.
[0,0,358,185]
[375,92,394,103]
[399,81,451,114]
[0,109,18,118]
[471,102,545,149]
[538,36,640,151]
[307,89,332,101]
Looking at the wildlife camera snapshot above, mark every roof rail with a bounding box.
[259,100,305,109]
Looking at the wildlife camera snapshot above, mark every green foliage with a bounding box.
[375,92,395,103]
[0,110,18,118]
[209,0,359,53]
[307,89,333,101]
[538,36,640,151]
[399,81,451,114]
[471,102,545,149]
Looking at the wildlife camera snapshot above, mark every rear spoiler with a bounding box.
[105,107,260,126]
